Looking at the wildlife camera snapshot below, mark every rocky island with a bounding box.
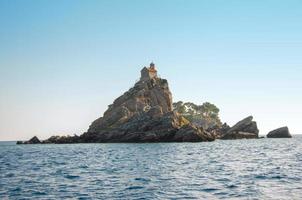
[17,63,290,144]
[267,127,292,138]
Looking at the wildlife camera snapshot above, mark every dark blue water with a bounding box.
[1,136,302,199]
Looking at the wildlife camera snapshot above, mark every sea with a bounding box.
[0,136,301,200]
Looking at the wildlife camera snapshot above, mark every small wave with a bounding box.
[11,187,21,192]
[1,137,302,199]
[255,174,285,180]
[32,191,47,195]
[201,188,219,192]
[126,186,144,190]
[255,175,266,179]
[271,175,283,179]
[134,177,150,182]
[79,165,89,169]
[226,184,238,188]
[64,174,80,179]
[5,173,14,178]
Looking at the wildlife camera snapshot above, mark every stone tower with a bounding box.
[140,62,158,81]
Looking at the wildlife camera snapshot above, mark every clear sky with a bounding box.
[0,0,301,141]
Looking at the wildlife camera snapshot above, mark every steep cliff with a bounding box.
[81,63,214,142]
[88,76,173,133]
[15,63,214,144]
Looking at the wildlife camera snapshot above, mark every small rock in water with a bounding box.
[220,116,259,140]
[267,127,292,138]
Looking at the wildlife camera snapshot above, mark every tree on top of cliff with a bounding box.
[173,101,222,129]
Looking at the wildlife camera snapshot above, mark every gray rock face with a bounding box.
[17,136,41,144]
[174,125,215,142]
[81,64,214,142]
[220,116,259,139]
[81,110,214,142]
[221,131,258,140]
[88,74,173,133]
[83,64,216,142]
[81,63,214,142]
[43,135,80,144]
[207,123,230,139]
[17,63,214,144]
[267,127,292,138]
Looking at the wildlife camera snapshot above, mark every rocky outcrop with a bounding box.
[207,123,230,138]
[21,63,292,143]
[174,125,215,142]
[221,131,258,140]
[220,116,259,139]
[17,136,41,144]
[80,111,214,142]
[18,63,215,144]
[88,76,173,133]
[42,135,80,144]
[267,127,292,138]
[79,63,214,143]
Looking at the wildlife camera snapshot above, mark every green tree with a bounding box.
[199,102,220,119]
[173,101,222,129]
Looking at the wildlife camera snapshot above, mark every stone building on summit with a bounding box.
[140,62,158,81]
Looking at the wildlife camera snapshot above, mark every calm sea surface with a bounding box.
[1,136,302,199]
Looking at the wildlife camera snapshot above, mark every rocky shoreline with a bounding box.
[17,63,291,144]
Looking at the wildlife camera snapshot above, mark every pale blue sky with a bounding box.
[0,0,301,140]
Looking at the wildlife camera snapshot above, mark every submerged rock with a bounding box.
[267,127,292,138]
[220,116,259,139]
